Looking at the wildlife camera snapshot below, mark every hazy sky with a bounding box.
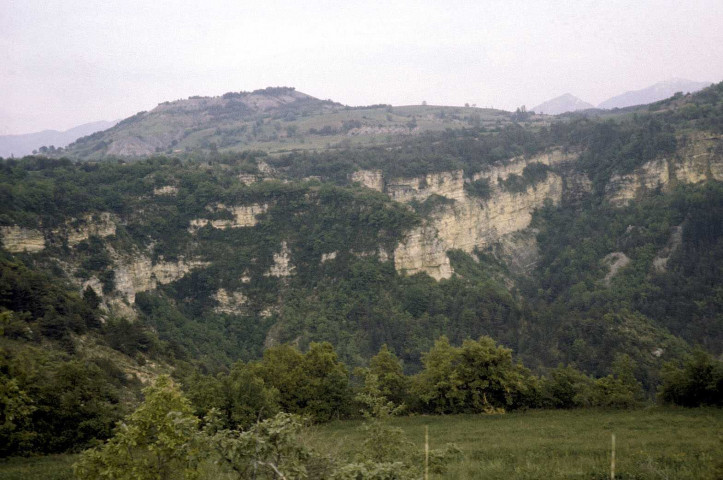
[2,0,723,134]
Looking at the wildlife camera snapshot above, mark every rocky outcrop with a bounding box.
[113,255,209,303]
[265,241,294,277]
[59,212,117,246]
[189,203,268,231]
[606,133,723,206]
[603,252,631,286]
[153,185,178,196]
[387,170,466,203]
[488,230,541,276]
[394,174,563,279]
[214,288,249,315]
[652,225,683,273]
[380,150,575,279]
[321,251,338,263]
[0,226,46,253]
[350,170,384,192]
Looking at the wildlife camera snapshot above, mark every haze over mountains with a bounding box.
[0,120,118,158]
[532,79,712,115]
[1,79,714,160]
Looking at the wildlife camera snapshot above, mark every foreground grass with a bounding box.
[0,454,77,480]
[307,407,723,479]
[3,408,721,479]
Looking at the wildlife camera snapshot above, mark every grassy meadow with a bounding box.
[2,408,721,479]
[307,408,723,479]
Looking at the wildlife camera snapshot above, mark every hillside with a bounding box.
[598,79,712,109]
[59,87,537,159]
[532,93,595,115]
[0,121,117,158]
[1,81,722,457]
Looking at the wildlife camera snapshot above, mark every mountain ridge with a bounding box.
[0,120,118,158]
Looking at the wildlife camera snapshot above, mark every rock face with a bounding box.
[488,230,541,276]
[189,203,268,231]
[265,241,294,277]
[153,185,178,196]
[60,212,117,246]
[113,255,209,303]
[350,170,384,192]
[603,252,631,286]
[0,226,46,253]
[376,150,573,279]
[652,226,683,273]
[606,134,723,206]
[214,288,248,315]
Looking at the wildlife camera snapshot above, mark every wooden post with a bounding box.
[425,425,429,480]
[610,433,616,480]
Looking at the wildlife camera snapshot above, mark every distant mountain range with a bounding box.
[532,79,712,115]
[597,78,712,109]
[531,93,594,115]
[0,120,118,158]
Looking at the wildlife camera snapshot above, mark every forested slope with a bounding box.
[1,82,722,455]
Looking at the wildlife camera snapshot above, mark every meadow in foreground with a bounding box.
[2,407,721,479]
[307,408,723,479]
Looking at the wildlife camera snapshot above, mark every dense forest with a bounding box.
[1,82,723,464]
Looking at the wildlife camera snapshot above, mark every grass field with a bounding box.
[307,408,723,479]
[2,408,721,479]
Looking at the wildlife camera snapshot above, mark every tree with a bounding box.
[74,375,200,480]
[367,344,408,406]
[207,412,320,479]
[658,349,723,406]
[412,336,536,414]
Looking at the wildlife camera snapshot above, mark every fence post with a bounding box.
[611,432,616,480]
[425,425,429,480]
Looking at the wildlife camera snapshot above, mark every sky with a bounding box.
[2,0,723,135]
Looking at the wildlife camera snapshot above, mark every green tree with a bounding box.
[658,349,723,406]
[74,375,200,480]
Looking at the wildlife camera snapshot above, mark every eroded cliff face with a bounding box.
[213,288,249,315]
[112,254,209,303]
[383,151,574,279]
[0,226,46,253]
[58,212,117,246]
[189,203,269,231]
[265,241,294,277]
[606,133,723,206]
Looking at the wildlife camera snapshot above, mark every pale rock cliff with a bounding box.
[321,251,338,263]
[350,169,384,192]
[606,134,723,206]
[189,203,268,231]
[393,173,563,279]
[603,252,631,286]
[384,150,572,279]
[153,185,178,196]
[386,170,466,203]
[0,226,46,253]
[213,288,249,315]
[113,255,209,303]
[652,225,683,273]
[265,241,294,277]
[488,230,541,276]
[60,212,117,246]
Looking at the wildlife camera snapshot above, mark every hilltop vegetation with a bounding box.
[1,82,722,463]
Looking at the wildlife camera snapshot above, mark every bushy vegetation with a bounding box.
[2,82,723,466]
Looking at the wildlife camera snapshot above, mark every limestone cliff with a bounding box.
[606,133,723,206]
[57,212,117,246]
[382,150,573,279]
[112,254,209,303]
[0,226,46,253]
[213,288,249,315]
[189,203,269,231]
[265,241,294,277]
